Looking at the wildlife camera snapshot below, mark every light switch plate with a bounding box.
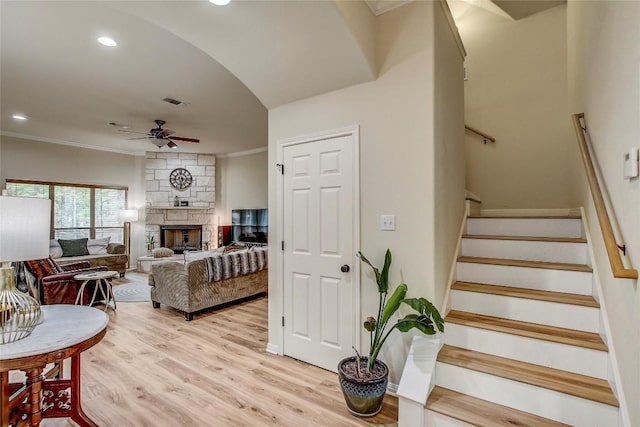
[624,147,639,179]
[380,215,395,231]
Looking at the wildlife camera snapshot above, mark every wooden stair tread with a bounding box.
[457,256,593,272]
[426,386,570,427]
[452,281,600,307]
[437,345,619,407]
[446,310,607,351]
[462,234,587,243]
[468,215,582,219]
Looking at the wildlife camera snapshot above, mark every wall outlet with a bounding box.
[380,215,395,231]
[624,147,639,179]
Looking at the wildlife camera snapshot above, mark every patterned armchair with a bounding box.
[24,257,107,305]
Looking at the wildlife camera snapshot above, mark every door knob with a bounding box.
[341,265,350,273]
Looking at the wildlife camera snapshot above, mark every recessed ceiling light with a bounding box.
[12,114,27,121]
[209,0,231,5]
[97,36,117,47]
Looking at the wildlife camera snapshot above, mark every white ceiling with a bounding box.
[1,1,564,156]
[0,1,375,155]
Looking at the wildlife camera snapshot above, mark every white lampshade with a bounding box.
[0,196,51,262]
[118,209,138,222]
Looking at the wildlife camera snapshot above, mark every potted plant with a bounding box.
[338,249,444,417]
[146,234,156,255]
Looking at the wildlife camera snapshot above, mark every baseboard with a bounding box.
[266,342,280,355]
[480,208,582,217]
[387,382,399,395]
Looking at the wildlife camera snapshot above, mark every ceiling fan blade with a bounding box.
[166,141,178,149]
[127,136,154,140]
[170,136,200,143]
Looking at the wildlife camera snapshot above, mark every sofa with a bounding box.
[51,239,128,277]
[149,247,268,320]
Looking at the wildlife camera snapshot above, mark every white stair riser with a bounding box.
[425,410,475,427]
[467,218,582,238]
[461,239,587,264]
[435,363,618,426]
[457,262,593,295]
[444,323,608,379]
[450,290,600,332]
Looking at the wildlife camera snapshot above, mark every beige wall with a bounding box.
[567,2,640,425]
[434,2,466,306]
[268,1,465,383]
[214,149,268,227]
[0,135,147,265]
[459,5,577,209]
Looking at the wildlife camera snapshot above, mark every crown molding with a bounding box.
[216,146,267,159]
[0,131,146,156]
[364,0,413,16]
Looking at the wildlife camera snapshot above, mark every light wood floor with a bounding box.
[38,273,398,427]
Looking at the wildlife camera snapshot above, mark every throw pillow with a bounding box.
[25,258,58,279]
[87,237,111,255]
[49,239,63,258]
[58,238,89,257]
[152,247,174,258]
[184,248,224,263]
[223,244,246,254]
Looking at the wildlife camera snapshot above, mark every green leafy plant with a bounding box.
[357,249,444,373]
[146,234,156,250]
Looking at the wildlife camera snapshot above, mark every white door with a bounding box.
[282,132,357,372]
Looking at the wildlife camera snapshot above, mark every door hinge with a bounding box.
[281,241,284,251]
[282,316,285,327]
[276,163,284,175]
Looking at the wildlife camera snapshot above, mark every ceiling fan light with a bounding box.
[151,139,167,149]
[209,0,231,5]
[12,114,27,121]
[97,36,117,47]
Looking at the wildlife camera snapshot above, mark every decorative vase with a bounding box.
[0,264,42,344]
[337,356,389,417]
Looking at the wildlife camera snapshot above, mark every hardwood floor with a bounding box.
[37,280,397,427]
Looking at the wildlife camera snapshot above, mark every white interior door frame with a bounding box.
[274,125,361,356]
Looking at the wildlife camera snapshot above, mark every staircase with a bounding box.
[426,215,620,426]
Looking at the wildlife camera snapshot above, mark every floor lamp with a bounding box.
[118,209,138,270]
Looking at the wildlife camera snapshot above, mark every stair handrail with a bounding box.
[465,125,496,144]
[572,113,637,279]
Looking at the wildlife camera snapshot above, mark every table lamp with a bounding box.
[0,195,51,344]
[118,208,138,269]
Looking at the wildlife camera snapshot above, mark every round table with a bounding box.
[0,305,109,426]
[74,270,119,311]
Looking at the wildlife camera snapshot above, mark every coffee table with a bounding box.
[74,270,119,311]
[0,305,108,426]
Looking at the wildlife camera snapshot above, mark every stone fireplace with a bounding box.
[160,225,203,254]
[145,152,216,251]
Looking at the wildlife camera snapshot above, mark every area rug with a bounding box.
[112,281,150,302]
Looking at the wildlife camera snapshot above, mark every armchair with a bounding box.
[24,257,107,305]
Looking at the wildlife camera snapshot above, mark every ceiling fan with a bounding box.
[120,119,200,148]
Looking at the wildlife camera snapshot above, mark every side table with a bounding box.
[74,270,119,311]
[0,305,108,426]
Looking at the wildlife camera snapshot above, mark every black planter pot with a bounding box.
[337,356,389,417]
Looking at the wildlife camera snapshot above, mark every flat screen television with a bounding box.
[220,208,268,246]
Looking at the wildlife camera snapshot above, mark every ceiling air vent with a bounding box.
[162,97,188,107]
[108,122,129,129]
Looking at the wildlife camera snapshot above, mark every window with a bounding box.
[6,180,128,242]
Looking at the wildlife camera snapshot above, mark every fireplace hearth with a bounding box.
[160,225,203,254]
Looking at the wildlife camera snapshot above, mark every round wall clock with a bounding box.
[169,168,193,190]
